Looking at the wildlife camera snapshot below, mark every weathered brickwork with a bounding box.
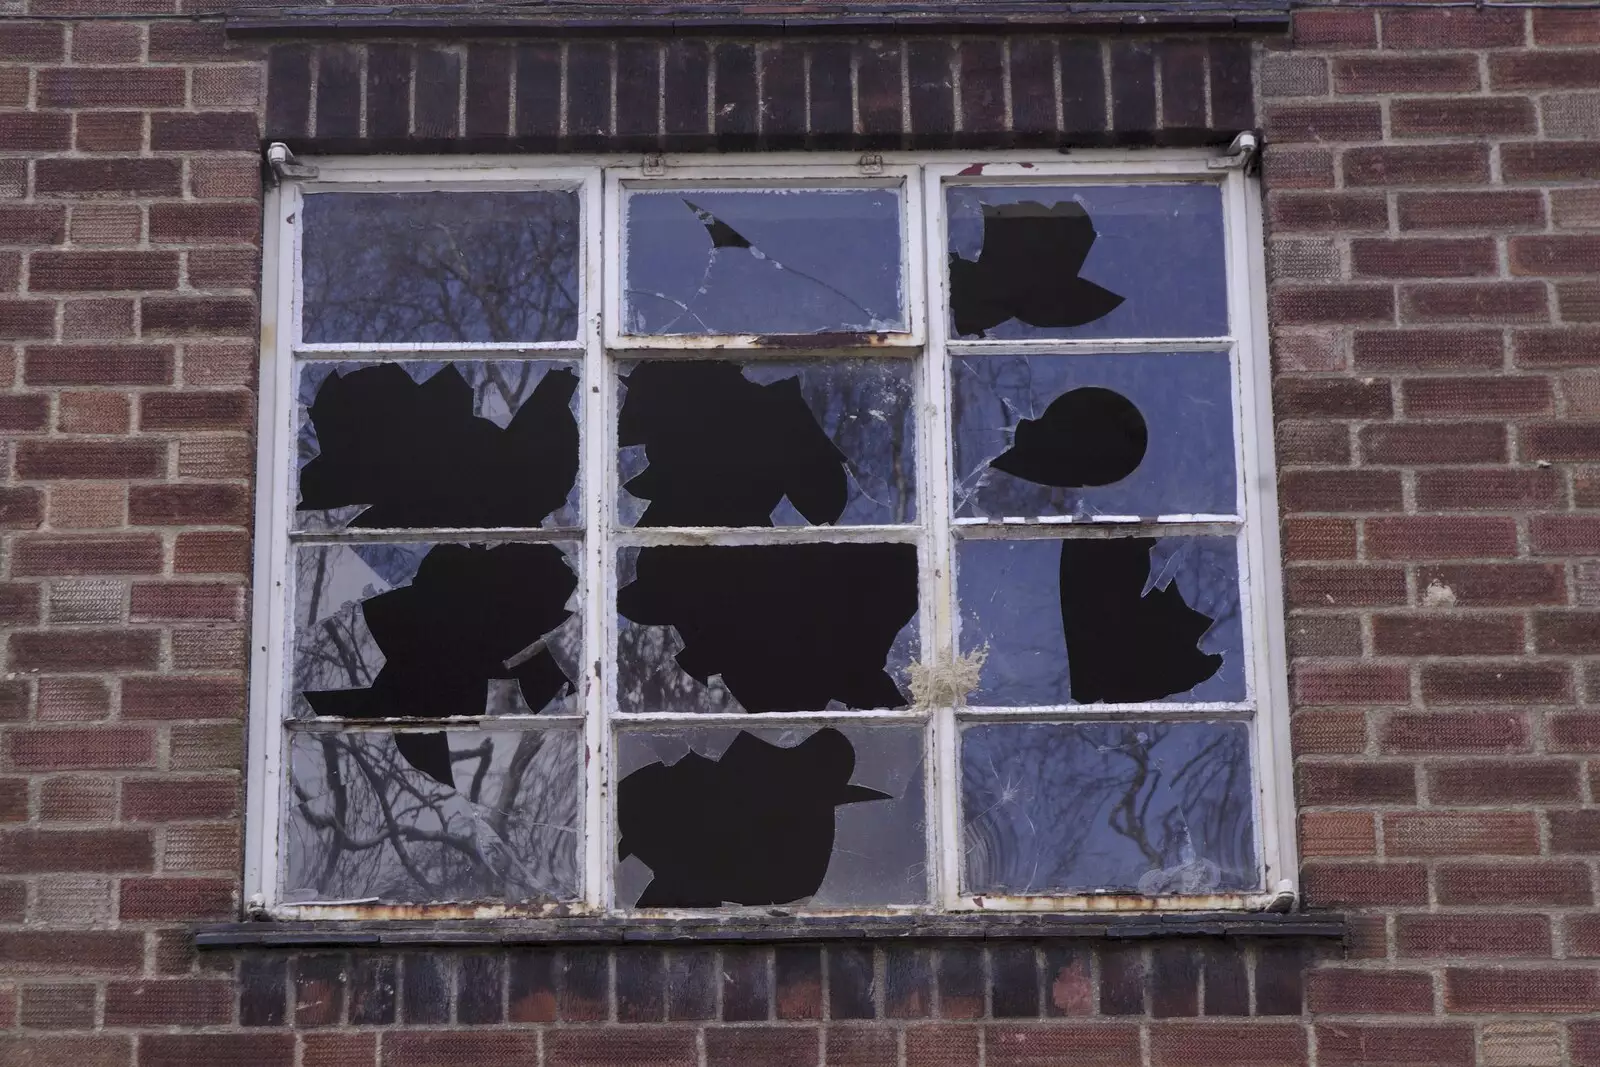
[1,1,1599,1064]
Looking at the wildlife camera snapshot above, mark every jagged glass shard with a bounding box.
[285,727,581,903]
[301,190,581,344]
[956,535,1244,706]
[951,352,1236,521]
[623,189,906,335]
[292,541,583,723]
[295,360,582,532]
[946,184,1226,340]
[615,544,919,715]
[617,359,917,527]
[614,725,926,908]
[960,720,1258,895]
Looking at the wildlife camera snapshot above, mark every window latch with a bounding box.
[643,153,666,176]
[266,142,319,183]
[1206,131,1259,172]
[858,152,885,176]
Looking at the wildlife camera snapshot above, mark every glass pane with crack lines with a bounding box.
[292,541,583,721]
[961,720,1258,895]
[957,535,1244,706]
[301,190,582,344]
[617,358,917,527]
[623,188,905,335]
[295,360,582,532]
[946,184,1226,340]
[285,727,581,903]
[614,725,926,908]
[950,352,1236,521]
[615,544,919,715]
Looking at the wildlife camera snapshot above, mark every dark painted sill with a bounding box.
[226,1,1291,38]
[195,911,1345,949]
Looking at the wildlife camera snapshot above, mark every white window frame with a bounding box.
[246,150,1294,920]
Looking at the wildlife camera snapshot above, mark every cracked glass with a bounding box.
[623,188,906,335]
[301,190,581,344]
[961,720,1258,894]
[295,359,583,533]
[614,725,926,908]
[617,358,918,527]
[957,535,1245,706]
[292,541,584,721]
[285,727,581,903]
[950,352,1237,521]
[946,184,1227,340]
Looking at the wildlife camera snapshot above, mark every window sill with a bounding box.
[194,911,1345,950]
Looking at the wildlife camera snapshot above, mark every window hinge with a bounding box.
[1262,878,1297,913]
[266,142,318,184]
[642,153,666,176]
[1206,131,1259,172]
[858,152,885,176]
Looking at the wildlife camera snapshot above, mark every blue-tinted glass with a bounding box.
[946,184,1227,340]
[285,727,581,902]
[624,188,905,335]
[301,191,581,343]
[292,541,583,720]
[617,359,917,528]
[951,352,1237,520]
[961,720,1259,894]
[614,725,926,908]
[957,535,1245,706]
[296,360,582,532]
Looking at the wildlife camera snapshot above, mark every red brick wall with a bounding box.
[0,4,1597,1065]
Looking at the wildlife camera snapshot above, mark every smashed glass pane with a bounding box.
[957,535,1244,706]
[292,541,582,723]
[623,188,905,335]
[616,544,918,714]
[951,352,1236,520]
[946,184,1226,340]
[296,360,581,532]
[286,727,580,903]
[615,725,925,907]
[301,191,581,344]
[961,721,1258,895]
[617,359,917,527]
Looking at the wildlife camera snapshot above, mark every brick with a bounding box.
[140,1035,294,1067]
[1290,615,1361,658]
[1537,8,1600,43]
[1303,862,1428,906]
[1294,9,1377,48]
[1317,1024,1475,1067]
[1295,663,1410,705]
[663,40,708,138]
[0,931,142,973]
[1373,614,1523,656]
[760,43,805,144]
[1297,809,1374,855]
[17,440,164,481]
[1108,41,1156,133]
[1277,378,1393,417]
[151,112,258,152]
[12,534,161,576]
[828,946,875,1020]
[774,947,821,1021]
[58,392,131,434]
[1513,235,1600,277]
[1383,8,1525,47]
[122,777,238,821]
[21,983,96,1029]
[1265,103,1382,142]
[544,1030,696,1067]
[348,955,395,1024]
[0,1037,131,1067]
[141,295,255,335]
[148,203,258,244]
[1282,470,1402,512]
[140,391,253,431]
[1299,761,1416,805]
[1008,39,1055,138]
[1362,424,1507,466]
[1270,192,1389,233]
[1422,664,1570,704]
[1261,54,1328,98]
[1438,863,1593,905]
[1398,915,1551,957]
[74,112,145,153]
[0,300,56,340]
[1532,515,1600,553]
[303,1034,375,1067]
[990,1025,1141,1066]
[1550,810,1600,852]
[1352,238,1497,279]
[1429,760,1580,802]
[0,205,67,245]
[39,67,183,108]
[0,393,46,432]
[1280,421,1351,464]
[827,1027,897,1067]
[29,251,178,293]
[666,948,715,1021]
[1149,1023,1307,1067]
[1384,812,1541,856]
[1398,191,1545,231]
[810,42,853,146]
[905,1025,979,1067]
[1551,188,1600,229]
[1335,55,1479,94]
[0,829,151,873]
[1099,945,1144,1015]
[294,954,347,1026]
[1380,710,1529,754]
[104,978,231,1026]
[1309,969,1434,1014]
[1403,282,1548,324]
[1263,147,1336,190]
[1369,517,1519,563]
[0,23,64,61]
[708,1028,817,1067]
[129,484,249,525]
[1416,468,1561,509]
[1504,141,1600,182]
[616,947,665,1022]
[7,630,158,672]
[1346,144,1489,186]
[25,345,173,386]
[722,946,769,1021]
[1537,611,1600,654]
[1285,518,1357,560]
[36,679,111,722]
[1445,968,1600,1012]
[1404,377,1552,417]
[401,954,450,1024]
[1273,286,1394,325]
[1493,52,1600,90]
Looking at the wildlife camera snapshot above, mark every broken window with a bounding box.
[256,157,1285,919]
[301,191,581,344]
[946,184,1227,339]
[623,188,906,335]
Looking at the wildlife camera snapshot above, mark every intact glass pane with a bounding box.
[617,358,917,527]
[951,352,1237,521]
[623,188,906,335]
[614,725,926,908]
[946,184,1227,340]
[301,190,581,344]
[285,727,581,903]
[295,360,581,532]
[957,535,1245,706]
[292,541,583,721]
[616,545,919,715]
[961,720,1259,895]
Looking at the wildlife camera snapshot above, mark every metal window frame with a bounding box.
[246,150,1294,921]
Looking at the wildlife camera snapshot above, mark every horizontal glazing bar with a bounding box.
[295,343,586,357]
[954,521,1241,541]
[288,716,587,732]
[610,709,929,725]
[954,514,1242,527]
[290,527,584,544]
[954,703,1254,720]
[946,338,1234,355]
[614,525,922,546]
